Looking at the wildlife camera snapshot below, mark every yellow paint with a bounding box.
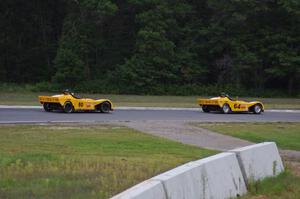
[39,93,113,111]
[198,96,264,112]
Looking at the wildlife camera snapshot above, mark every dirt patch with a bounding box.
[248,195,269,199]
[280,150,300,162]
[286,161,300,177]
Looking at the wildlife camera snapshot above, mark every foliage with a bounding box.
[0,0,299,95]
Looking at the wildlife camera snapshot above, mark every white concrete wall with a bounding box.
[230,142,284,183]
[111,142,284,199]
[152,152,247,199]
[111,179,166,199]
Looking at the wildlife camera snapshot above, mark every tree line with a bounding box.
[0,0,299,96]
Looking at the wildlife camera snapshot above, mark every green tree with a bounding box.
[1,0,299,95]
[116,0,208,93]
[0,0,66,83]
[53,0,119,87]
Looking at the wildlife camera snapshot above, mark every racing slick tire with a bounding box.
[43,103,52,112]
[202,105,210,113]
[222,103,231,114]
[99,101,111,113]
[63,102,74,113]
[253,104,263,114]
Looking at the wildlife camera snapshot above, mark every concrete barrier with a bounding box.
[111,179,166,199]
[111,142,284,199]
[152,152,247,199]
[230,142,284,183]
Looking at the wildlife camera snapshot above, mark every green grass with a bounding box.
[0,91,300,109]
[0,124,215,199]
[197,122,300,198]
[197,122,300,151]
[242,166,300,199]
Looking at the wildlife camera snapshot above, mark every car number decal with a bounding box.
[234,104,246,109]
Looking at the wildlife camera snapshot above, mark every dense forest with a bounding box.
[0,0,299,96]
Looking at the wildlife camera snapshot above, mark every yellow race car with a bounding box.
[39,90,113,113]
[198,93,264,114]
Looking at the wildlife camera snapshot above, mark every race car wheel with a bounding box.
[43,103,52,112]
[253,104,262,114]
[222,103,231,114]
[63,102,74,113]
[202,105,210,113]
[99,102,111,113]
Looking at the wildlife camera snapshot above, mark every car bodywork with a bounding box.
[197,95,264,114]
[39,91,113,113]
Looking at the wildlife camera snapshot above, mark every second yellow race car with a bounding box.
[198,93,264,114]
[39,90,113,113]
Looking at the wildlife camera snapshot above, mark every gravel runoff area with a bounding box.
[122,120,300,161]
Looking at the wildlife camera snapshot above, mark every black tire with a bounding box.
[202,105,210,113]
[99,102,111,113]
[222,103,231,114]
[63,102,74,113]
[253,104,262,114]
[43,103,52,112]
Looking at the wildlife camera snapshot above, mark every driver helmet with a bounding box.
[220,92,227,97]
[63,89,71,95]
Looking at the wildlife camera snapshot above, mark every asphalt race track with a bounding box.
[0,108,299,123]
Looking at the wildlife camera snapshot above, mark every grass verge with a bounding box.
[0,91,300,109]
[196,122,300,151]
[242,161,300,199]
[196,122,300,198]
[0,124,215,199]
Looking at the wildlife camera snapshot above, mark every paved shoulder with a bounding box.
[124,120,300,160]
[125,120,253,151]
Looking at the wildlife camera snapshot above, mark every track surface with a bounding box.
[0,108,299,123]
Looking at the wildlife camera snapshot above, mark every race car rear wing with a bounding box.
[197,99,219,106]
[39,96,59,104]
